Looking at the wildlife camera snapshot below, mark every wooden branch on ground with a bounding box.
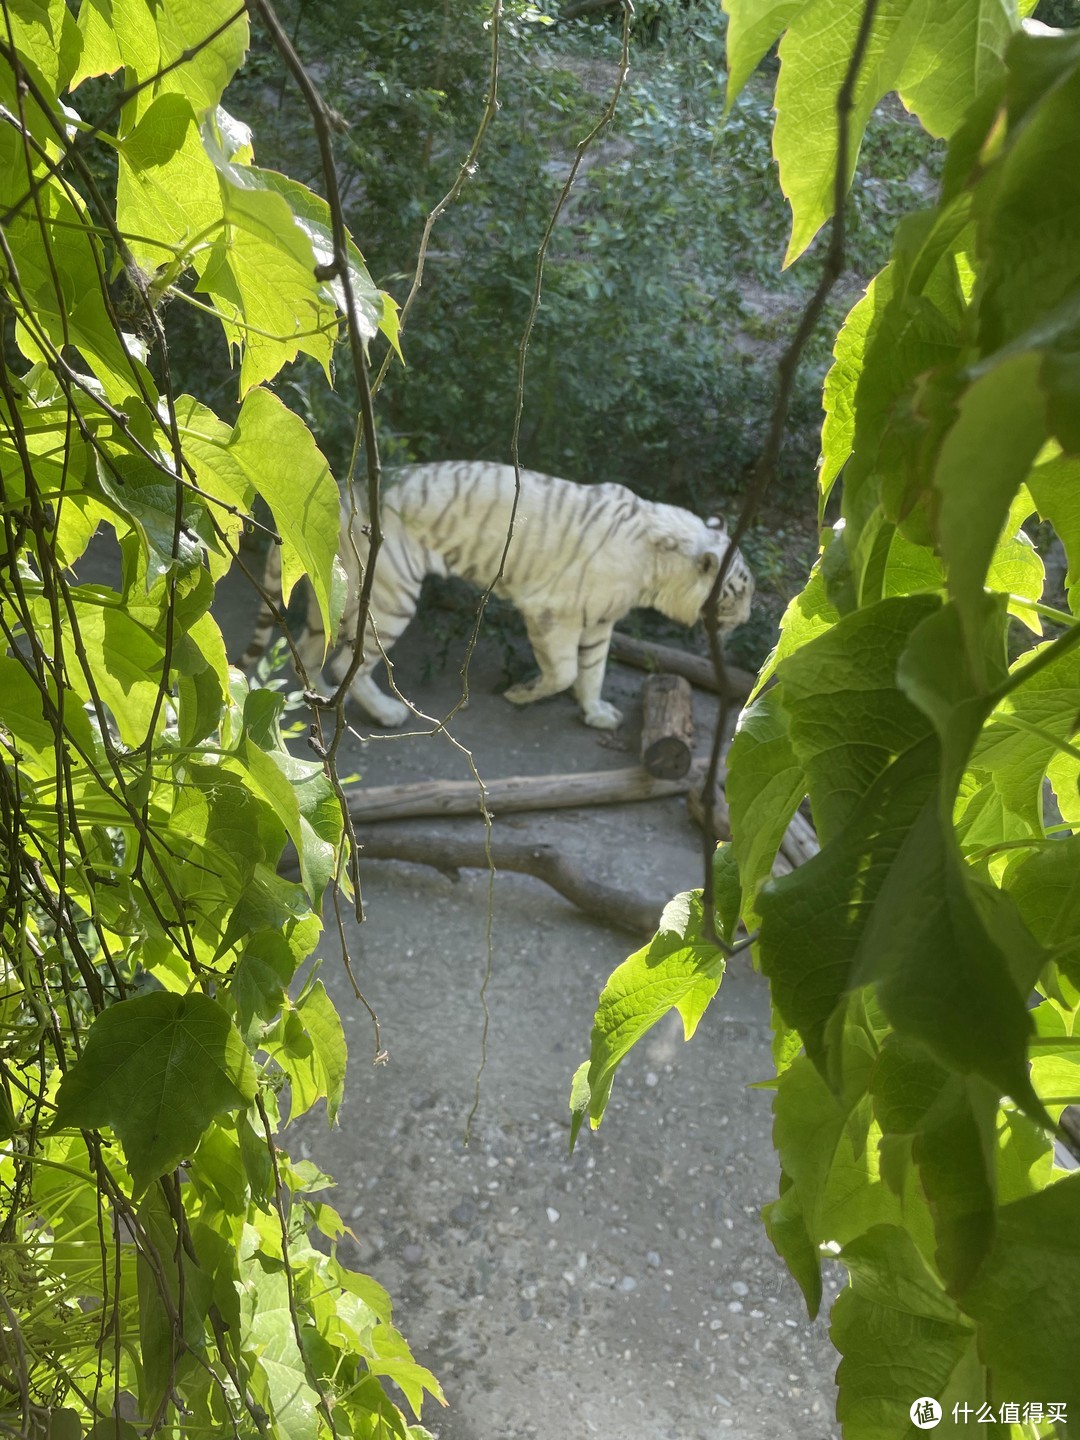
[640,673,694,779]
[354,826,663,936]
[342,762,707,823]
[686,770,819,876]
[610,633,756,699]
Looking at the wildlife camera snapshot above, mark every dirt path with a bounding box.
[289,625,844,1440]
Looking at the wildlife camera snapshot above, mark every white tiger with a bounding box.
[244,461,754,730]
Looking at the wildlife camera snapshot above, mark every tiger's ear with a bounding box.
[706,515,727,533]
[698,549,720,575]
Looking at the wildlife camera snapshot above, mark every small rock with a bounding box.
[450,1200,477,1226]
[402,1244,424,1265]
[645,1071,659,1088]
[646,1251,661,1268]
[546,1206,560,1224]
[620,1276,637,1293]
[732,1281,749,1296]
[728,1301,744,1314]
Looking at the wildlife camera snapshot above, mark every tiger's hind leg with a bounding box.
[503,614,581,712]
[572,620,621,730]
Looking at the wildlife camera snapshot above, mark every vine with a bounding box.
[572,1,1080,1434]
[0,1,439,1437]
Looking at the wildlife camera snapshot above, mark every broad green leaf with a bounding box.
[777,595,938,842]
[239,689,340,904]
[571,892,725,1139]
[752,564,841,695]
[264,981,347,1125]
[772,0,1022,263]
[722,0,804,108]
[73,0,248,115]
[198,180,337,393]
[932,351,1045,679]
[960,1174,1080,1417]
[1006,838,1080,988]
[135,1182,208,1415]
[832,1225,977,1435]
[53,992,256,1193]
[116,92,223,274]
[969,639,1080,835]
[231,930,296,1046]
[726,688,806,923]
[768,1056,902,1304]
[6,0,82,102]
[203,124,391,353]
[819,265,894,507]
[761,1170,821,1318]
[978,34,1080,354]
[239,1254,322,1440]
[870,1036,998,1292]
[227,388,340,637]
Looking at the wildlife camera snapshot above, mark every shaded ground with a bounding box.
[284,623,846,1440]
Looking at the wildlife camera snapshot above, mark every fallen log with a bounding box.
[640,673,695,779]
[610,633,756,700]
[686,768,731,843]
[342,762,707,823]
[355,827,663,936]
[685,769,819,876]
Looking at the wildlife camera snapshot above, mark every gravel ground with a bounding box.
[283,623,846,1440]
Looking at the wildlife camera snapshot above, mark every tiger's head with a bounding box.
[646,508,755,632]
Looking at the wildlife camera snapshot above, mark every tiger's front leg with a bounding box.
[573,620,621,730]
[503,615,580,711]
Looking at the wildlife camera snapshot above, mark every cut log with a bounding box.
[354,826,663,936]
[342,762,708,824]
[610,633,755,700]
[640,673,695,779]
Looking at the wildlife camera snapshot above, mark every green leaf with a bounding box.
[726,688,806,924]
[73,0,248,115]
[961,1174,1080,1417]
[202,123,392,353]
[777,595,938,842]
[240,1255,322,1440]
[832,1225,977,1436]
[264,981,347,1125]
[758,738,937,1072]
[7,0,83,100]
[771,0,1022,263]
[768,1054,902,1305]
[933,351,1046,678]
[572,892,725,1136]
[870,1036,998,1292]
[968,639,1080,835]
[1006,838,1080,988]
[227,388,340,638]
[53,992,256,1193]
[198,180,337,393]
[722,0,804,108]
[116,92,223,274]
[978,33,1080,354]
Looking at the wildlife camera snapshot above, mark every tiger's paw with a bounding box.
[582,700,623,730]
